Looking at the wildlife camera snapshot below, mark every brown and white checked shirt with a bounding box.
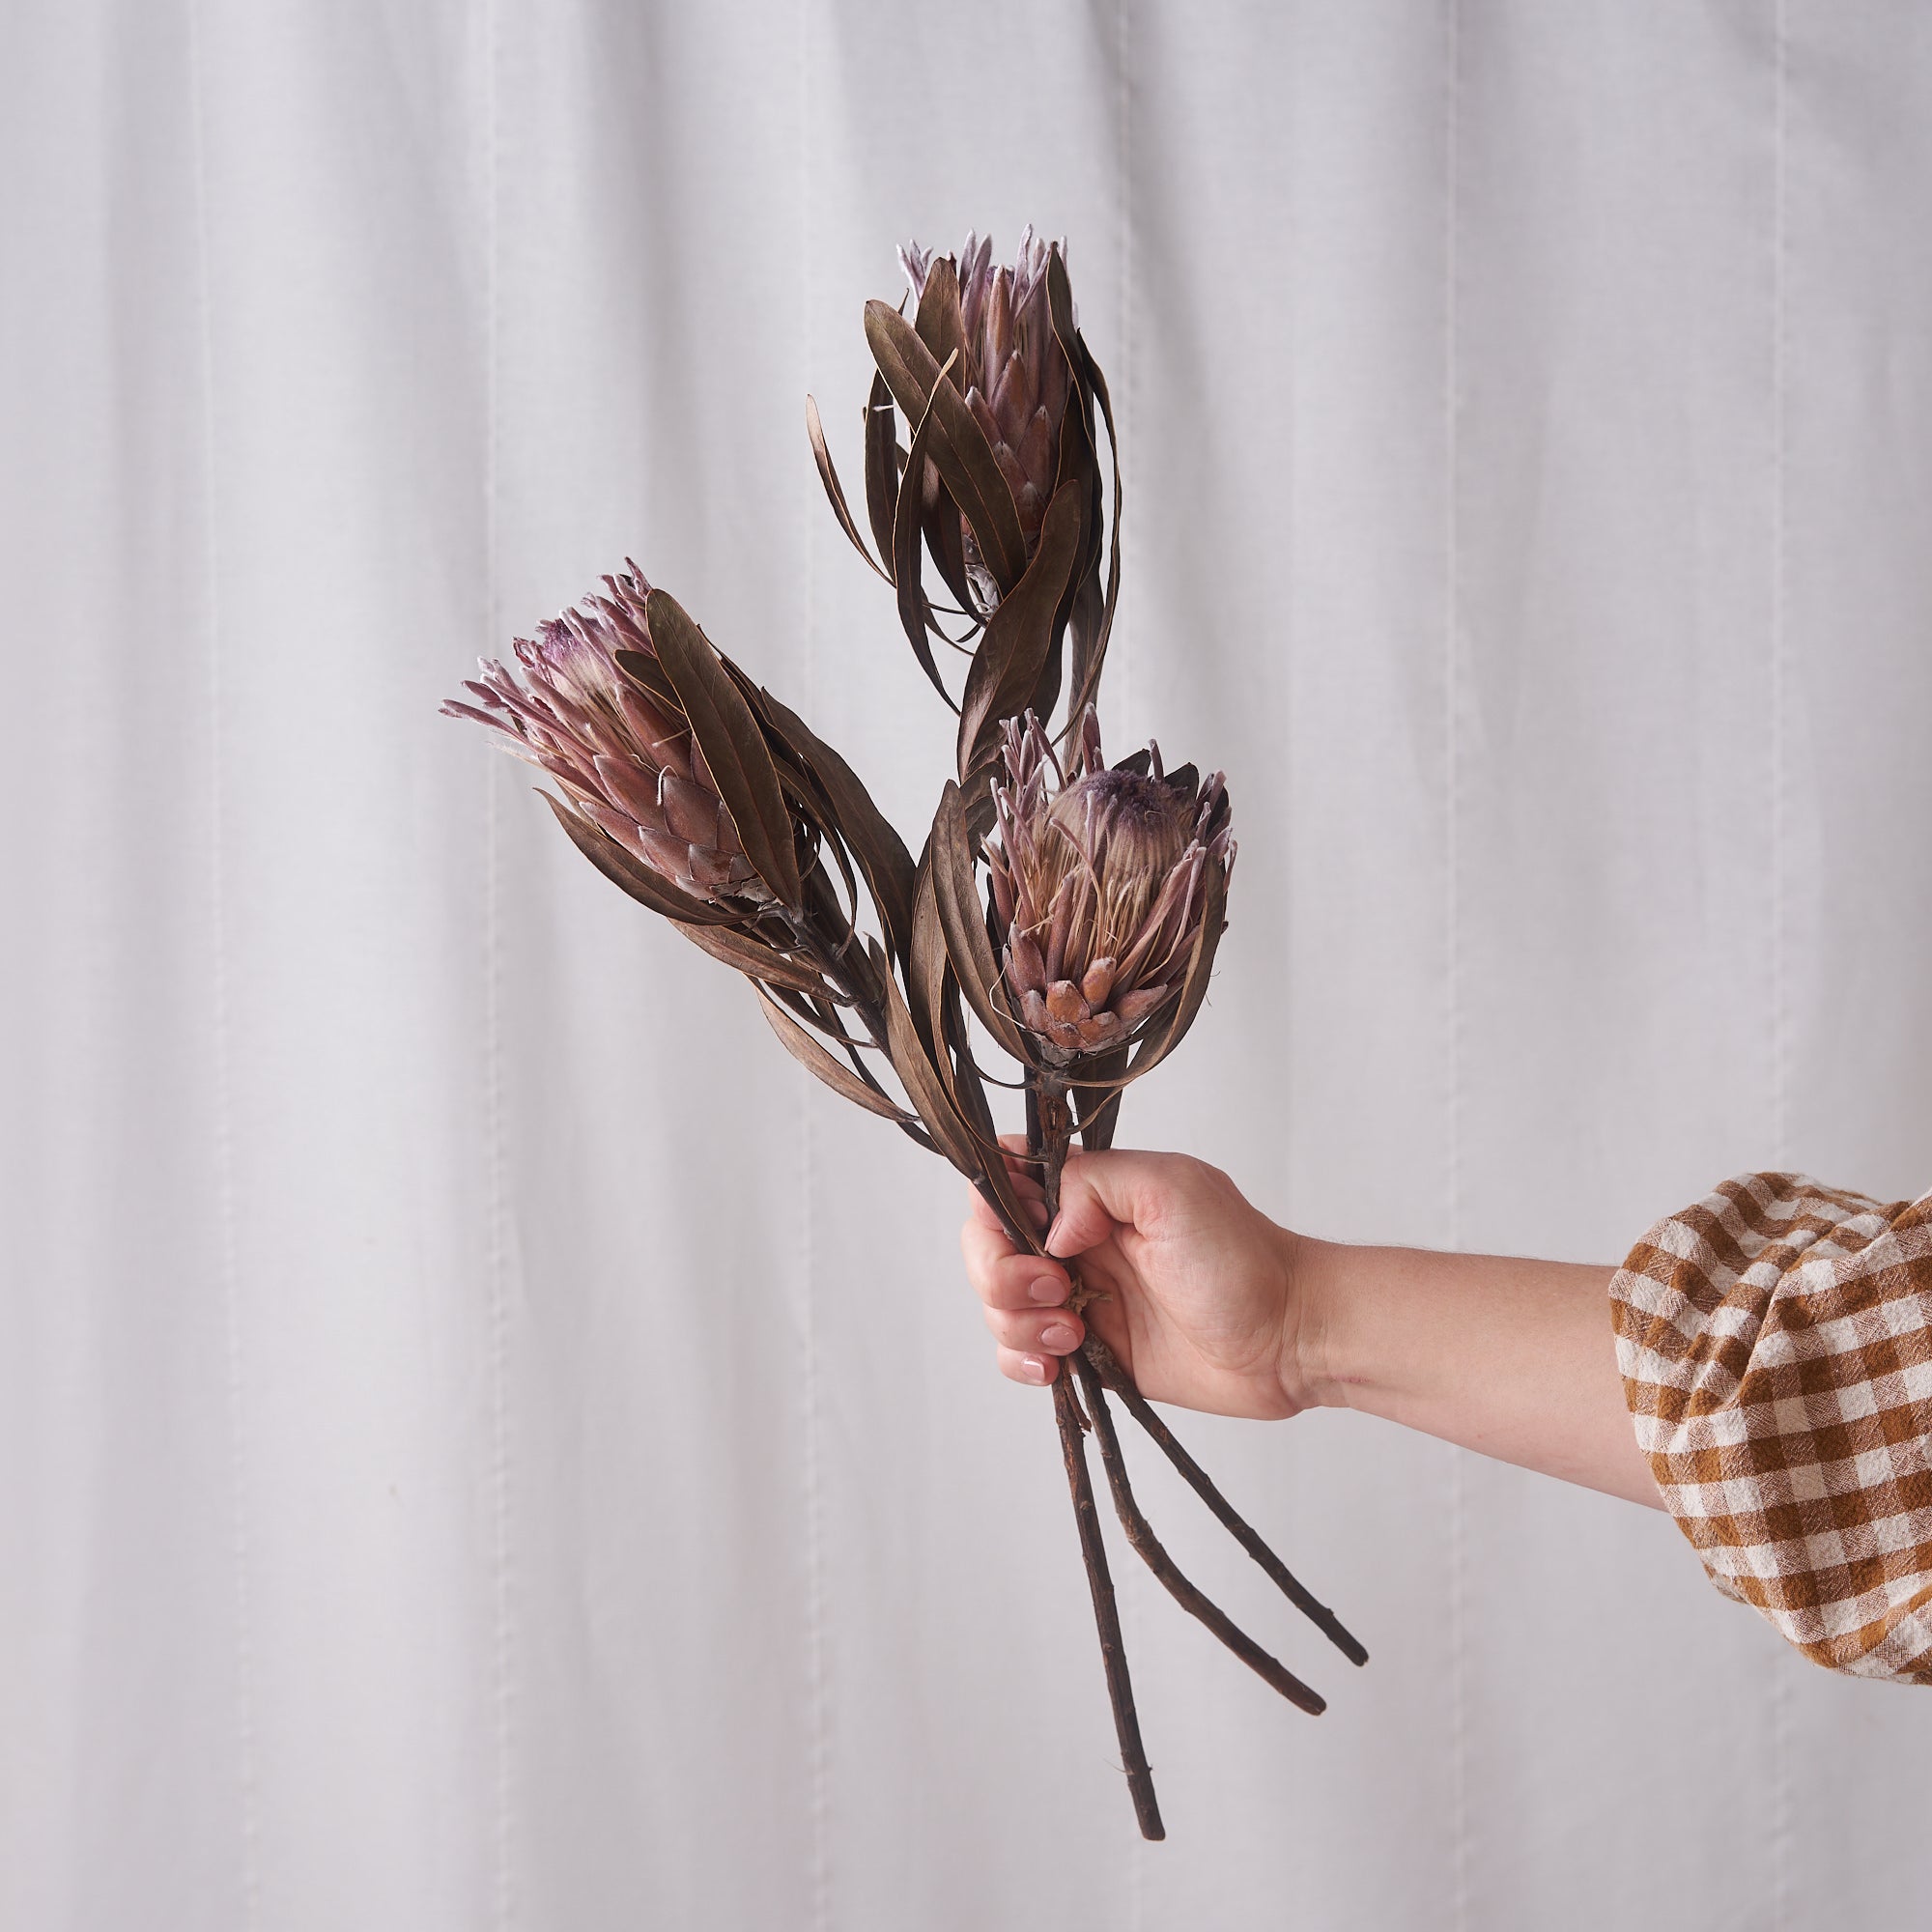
[1611,1173,1932,1681]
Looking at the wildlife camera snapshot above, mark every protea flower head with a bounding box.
[987,708,1234,1065]
[898,227,1075,609]
[441,565,773,905]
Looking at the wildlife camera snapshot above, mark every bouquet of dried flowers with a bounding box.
[446,231,1364,1838]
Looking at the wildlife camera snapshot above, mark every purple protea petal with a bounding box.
[592,753,663,827]
[685,845,739,890]
[898,240,935,299]
[990,440,1031,508]
[983,272,1013,384]
[660,773,718,846]
[578,799,648,859]
[989,852,1015,927]
[984,704,1232,1060]
[1034,878,1063,983]
[1075,705,1103,779]
[1015,407,1056,504]
[1009,931,1048,994]
[474,675,563,738]
[1045,980,1088,1024]
[440,699,516,735]
[533,757,602,807]
[1113,985,1172,1029]
[1078,1011,1125,1049]
[446,563,785,913]
[638,827,694,882]
[966,385,1004,454]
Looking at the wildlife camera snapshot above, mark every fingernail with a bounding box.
[1044,1216,1068,1257]
[1021,1354,1051,1383]
[1039,1322,1077,1351]
[1029,1276,1065,1304]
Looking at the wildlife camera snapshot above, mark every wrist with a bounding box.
[1287,1236,1434,1419]
[1273,1227,1350,1414]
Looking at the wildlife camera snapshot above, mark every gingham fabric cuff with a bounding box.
[1610,1172,1932,1682]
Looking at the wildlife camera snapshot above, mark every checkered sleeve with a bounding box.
[1610,1173,1932,1681]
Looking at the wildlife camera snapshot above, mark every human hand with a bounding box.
[959,1141,1316,1421]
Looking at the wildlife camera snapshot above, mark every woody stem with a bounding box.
[1033,1071,1164,1841]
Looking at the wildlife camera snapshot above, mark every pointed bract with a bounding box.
[899,226,1072,611]
[440,566,780,907]
[985,708,1234,1067]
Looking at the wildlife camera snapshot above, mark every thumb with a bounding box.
[1043,1148,1174,1259]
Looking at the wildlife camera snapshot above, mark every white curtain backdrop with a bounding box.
[8,2,1932,1926]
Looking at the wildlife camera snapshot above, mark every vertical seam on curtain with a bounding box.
[1768,4,1793,1925]
[186,6,261,1924]
[481,0,517,1920]
[797,5,833,1921]
[1115,3,1141,1918]
[1442,2,1469,1926]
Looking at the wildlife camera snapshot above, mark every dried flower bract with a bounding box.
[898,228,1072,609]
[443,566,774,906]
[988,708,1233,1065]
[443,223,1363,1846]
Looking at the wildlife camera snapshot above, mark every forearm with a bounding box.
[1294,1236,1662,1510]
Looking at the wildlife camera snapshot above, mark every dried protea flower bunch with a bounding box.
[807,228,1117,783]
[990,708,1232,1065]
[448,576,773,904]
[449,232,1361,1843]
[897,230,1070,604]
[445,566,925,1122]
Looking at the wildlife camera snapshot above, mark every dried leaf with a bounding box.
[922,461,978,617]
[644,588,804,908]
[875,935,980,1177]
[942,1006,1035,1247]
[955,482,1084,780]
[863,372,898,578]
[612,647,680,714]
[676,921,828,996]
[893,403,956,711]
[929,781,1030,1062]
[912,258,969,405]
[908,851,950,1059]
[540,790,738,925]
[756,986,913,1122]
[922,384,1027,596]
[1047,248,1122,728]
[867,300,1027,594]
[1123,854,1230,1083]
[1072,1044,1130,1151]
[1065,343,1122,726]
[714,661,834,813]
[753,685,919,968]
[911,867,1037,1246]
[864,298,940,425]
[806,394,891,582]
[1045,340,1102,726]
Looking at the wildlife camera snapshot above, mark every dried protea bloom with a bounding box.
[441,566,772,905]
[987,708,1234,1065]
[897,227,1075,610]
